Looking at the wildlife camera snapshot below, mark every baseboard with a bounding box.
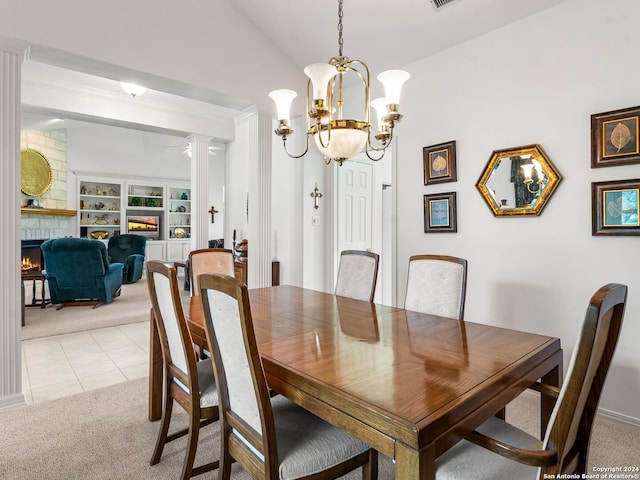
[598,407,640,428]
[516,388,640,428]
[0,392,26,411]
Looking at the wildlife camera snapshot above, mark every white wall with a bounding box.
[396,0,640,422]
[0,0,303,113]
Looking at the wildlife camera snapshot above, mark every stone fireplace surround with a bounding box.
[21,129,70,240]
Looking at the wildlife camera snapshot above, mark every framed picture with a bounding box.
[591,179,640,236]
[423,140,457,185]
[591,106,640,168]
[423,192,457,233]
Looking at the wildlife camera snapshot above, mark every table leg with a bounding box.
[31,280,37,306]
[540,351,563,438]
[39,278,46,308]
[395,442,436,480]
[148,307,163,422]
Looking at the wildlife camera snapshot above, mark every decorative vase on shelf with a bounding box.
[180,192,188,200]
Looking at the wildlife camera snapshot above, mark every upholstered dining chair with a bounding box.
[146,261,219,480]
[404,254,468,319]
[188,248,235,354]
[198,272,378,480]
[335,250,380,302]
[435,283,628,479]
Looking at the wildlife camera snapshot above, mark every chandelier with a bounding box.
[269,0,410,165]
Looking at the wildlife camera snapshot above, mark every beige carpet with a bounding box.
[21,278,153,340]
[1,378,638,480]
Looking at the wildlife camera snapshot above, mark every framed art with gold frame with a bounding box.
[591,178,640,236]
[423,192,457,233]
[423,140,456,185]
[591,105,640,168]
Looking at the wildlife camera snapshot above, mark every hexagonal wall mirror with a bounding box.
[476,144,562,217]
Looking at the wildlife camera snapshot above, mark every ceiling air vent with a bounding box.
[429,0,462,10]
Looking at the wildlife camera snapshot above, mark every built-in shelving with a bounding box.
[167,186,191,240]
[78,180,122,240]
[76,176,191,260]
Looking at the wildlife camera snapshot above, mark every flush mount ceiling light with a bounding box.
[269,0,409,165]
[120,82,147,98]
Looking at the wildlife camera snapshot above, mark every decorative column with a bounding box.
[188,134,213,250]
[247,108,272,288]
[0,41,25,410]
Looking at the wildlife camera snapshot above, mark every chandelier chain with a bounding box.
[337,0,344,57]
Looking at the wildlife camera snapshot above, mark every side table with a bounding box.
[22,272,50,309]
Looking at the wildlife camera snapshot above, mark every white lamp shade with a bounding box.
[269,89,297,121]
[304,63,338,101]
[521,164,534,178]
[314,128,367,160]
[120,82,147,97]
[377,70,410,105]
[371,97,388,128]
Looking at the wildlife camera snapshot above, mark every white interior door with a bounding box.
[337,160,374,255]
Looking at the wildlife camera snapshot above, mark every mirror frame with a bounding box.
[476,144,562,217]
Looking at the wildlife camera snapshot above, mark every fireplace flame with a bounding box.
[21,257,41,273]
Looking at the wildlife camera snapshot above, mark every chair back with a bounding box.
[147,261,200,398]
[335,250,380,302]
[541,283,627,476]
[198,273,276,477]
[404,254,468,319]
[42,237,110,282]
[189,248,235,296]
[107,234,146,263]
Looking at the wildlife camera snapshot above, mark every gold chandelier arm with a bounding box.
[364,143,386,162]
[280,135,311,159]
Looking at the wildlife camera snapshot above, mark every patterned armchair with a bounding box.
[107,234,147,284]
[41,238,123,309]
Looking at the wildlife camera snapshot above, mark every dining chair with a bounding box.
[335,250,380,302]
[146,261,219,480]
[404,254,468,319]
[198,272,378,480]
[435,282,628,479]
[188,248,235,353]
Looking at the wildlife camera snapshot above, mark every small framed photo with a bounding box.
[591,179,640,236]
[424,192,457,233]
[423,140,457,185]
[591,106,640,168]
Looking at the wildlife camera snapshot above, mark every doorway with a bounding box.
[335,153,394,305]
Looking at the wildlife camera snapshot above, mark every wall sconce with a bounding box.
[521,159,545,194]
[310,183,323,209]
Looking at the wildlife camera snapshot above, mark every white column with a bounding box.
[0,41,25,410]
[188,134,213,250]
[247,108,272,288]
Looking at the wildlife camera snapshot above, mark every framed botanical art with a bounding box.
[423,192,457,233]
[591,106,640,168]
[423,140,456,185]
[591,178,640,236]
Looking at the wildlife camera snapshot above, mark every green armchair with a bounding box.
[107,234,147,284]
[41,238,123,309]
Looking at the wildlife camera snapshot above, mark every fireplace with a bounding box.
[21,239,47,275]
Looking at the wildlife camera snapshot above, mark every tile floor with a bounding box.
[21,321,149,405]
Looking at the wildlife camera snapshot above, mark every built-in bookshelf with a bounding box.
[167,187,191,240]
[76,176,191,261]
[78,180,122,240]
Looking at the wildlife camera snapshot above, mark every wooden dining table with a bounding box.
[148,285,562,480]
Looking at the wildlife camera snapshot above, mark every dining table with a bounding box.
[148,285,562,480]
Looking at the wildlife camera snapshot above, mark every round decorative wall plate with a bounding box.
[21,149,53,197]
[174,227,187,238]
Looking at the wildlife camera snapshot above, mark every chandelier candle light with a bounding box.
[269,0,410,165]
